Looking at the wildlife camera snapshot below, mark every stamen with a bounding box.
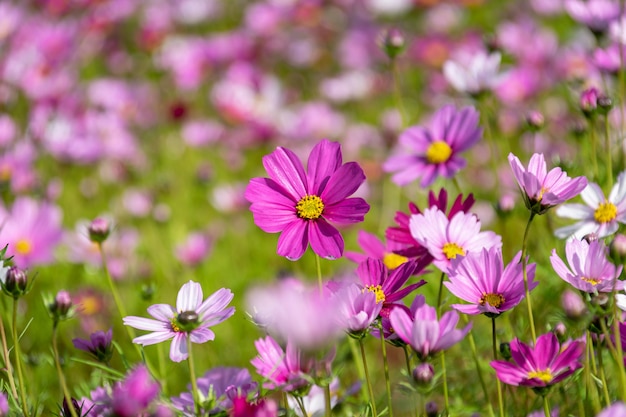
[479,293,505,308]
[296,195,324,220]
[594,201,617,224]
[383,253,408,270]
[527,369,553,383]
[426,141,453,164]
[442,242,465,260]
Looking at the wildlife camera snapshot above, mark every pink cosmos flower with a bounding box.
[0,197,63,268]
[174,232,213,267]
[565,0,620,32]
[445,248,537,317]
[345,230,409,270]
[123,280,235,362]
[331,282,383,336]
[383,105,482,187]
[490,333,585,388]
[389,295,471,360]
[386,188,475,259]
[597,402,626,417]
[410,207,502,274]
[508,153,588,215]
[245,139,369,260]
[555,173,626,239]
[550,239,624,293]
[251,335,313,392]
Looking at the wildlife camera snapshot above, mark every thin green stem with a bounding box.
[187,337,200,417]
[596,344,611,407]
[613,290,626,402]
[52,325,78,417]
[585,331,602,414]
[451,176,462,195]
[521,212,537,343]
[542,396,551,417]
[590,119,600,181]
[349,337,367,399]
[324,384,332,417]
[604,115,613,189]
[492,318,505,417]
[315,254,323,295]
[464,318,495,417]
[440,351,449,415]
[379,323,393,417]
[0,315,18,400]
[436,273,445,318]
[391,59,408,127]
[359,338,378,417]
[294,395,308,417]
[12,299,29,417]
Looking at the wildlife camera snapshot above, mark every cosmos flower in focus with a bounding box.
[383,105,482,187]
[245,139,369,260]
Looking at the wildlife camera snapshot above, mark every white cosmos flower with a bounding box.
[555,171,626,240]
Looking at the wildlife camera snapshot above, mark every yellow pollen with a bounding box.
[479,293,505,308]
[594,201,617,224]
[296,194,324,220]
[15,239,32,255]
[80,296,100,315]
[365,285,386,304]
[582,277,601,286]
[527,369,553,383]
[170,319,182,333]
[425,141,453,164]
[383,253,408,270]
[442,242,465,260]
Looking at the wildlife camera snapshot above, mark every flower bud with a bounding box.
[553,322,567,343]
[413,363,434,387]
[3,266,28,298]
[48,290,74,323]
[561,289,587,320]
[379,28,405,60]
[525,110,545,131]
[499,342,512,360]
[580,88,599,117]
[88,218,110,244]
[425,401,438,417]
[610,234,626,265]
[598,95,613,115]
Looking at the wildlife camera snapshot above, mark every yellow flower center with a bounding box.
[479,293,505,308]
[383,253,408,270]
[365,284,386,304]
[527,369,553,383]
[594,201,617,224]
[442,242,465,260]
[15,239,32,255]
[296,195,324,220]
[170,319,182,333]
[80,296,101,315]
[426,141,453,164]
[582,277,601,286]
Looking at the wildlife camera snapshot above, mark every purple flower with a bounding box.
[251,335,313,392]
[550,239,624,293]
[508,153,588,215]
[331,282,383,336]
[383,105,482,187]
[0,392,7,416]
[245,139,369,260]
[445,248,537,316]
[565,0,620,32]
[171,367,257,416]
[389,295,471,360]
[356,258,428,308]
[0,197,63,268]
[345,230,409,270]
[110,365,160,417]
[490,333,585,388]
[597,402,626,417]
[174,232,213,267]
[123,280,235,362]
[72,328,114,363]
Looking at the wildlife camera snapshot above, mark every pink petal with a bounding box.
[308,219,343,260]
[320,162,365,205]
[276,220,308,261]
[323,198,370,225]
[262,146,307,200]
[177,281,203,312]
[307,140,342,195]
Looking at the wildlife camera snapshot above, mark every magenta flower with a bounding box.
[565,0,620,32]
[445,248,537,316]
[171,367,257,416]
[508,153,588,215]
[550,239,624,293]
[0,197,63,268]
[389,295,471,360]
[251,335,312,392]
[345,230,410,269]
[410,207,502,274]
[386,188,475,259]
[383,104,482,187]
[356,258,428,308]
[597,402,626,417]
[555,172,626,240]
[331,282,383,336]
[245,139,369,260]
[123,280,235,362]
[490,333,585,388]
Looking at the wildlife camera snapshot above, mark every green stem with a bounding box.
[521,212,537,343]
[440,351,449,415]
[52,325,79,417]
[590,119,600,181]
[324,383,332,417]
[604,115,613,188]
[0,314,18,401]
[613,290,626,402]
[391,58,408,127]
[451,176,462,195]
[596,343,611,407]
[464,318,495,417]
[436,273,445,318]
[12,300,29,417]
[492,318,505,417]
[294,395,308,417]
[542,396,551,417]
[315,254,323,295]
[585,331,602,414]
[359,338,378,417]
[349,337,367,400]
[187,337,200,417]
[379,323,393,417]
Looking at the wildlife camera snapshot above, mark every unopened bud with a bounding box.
[88,218,110,244]
[580,88,599,117]
[48,290,73,323]
[499,342,512,360]
[425,401,438,417]
[598,95,613,115]
[610,234,626,264]
[413,363,434,387]
[525,110,545,131]
[379,28,405,60]
[554,322,567,342]
[3,266,28,297]
[561,289,587,319]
